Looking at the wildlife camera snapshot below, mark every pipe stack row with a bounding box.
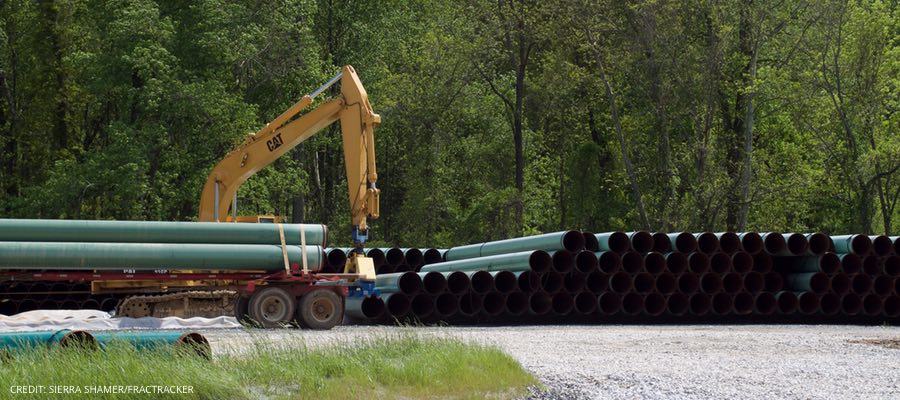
[0,329,211,358]
[0,281,123,315]
[322,247,445,273]
[346,231,900,323]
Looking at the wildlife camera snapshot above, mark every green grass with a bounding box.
[0,333,537,400]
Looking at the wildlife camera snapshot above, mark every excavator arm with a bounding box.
[198,66,380,267]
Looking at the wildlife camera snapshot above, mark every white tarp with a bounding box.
[0,310,241,332]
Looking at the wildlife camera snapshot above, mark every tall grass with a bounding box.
[0,333,536,399]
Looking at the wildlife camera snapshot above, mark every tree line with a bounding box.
[0,0,897,246]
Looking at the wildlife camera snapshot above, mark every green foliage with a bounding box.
[0,0,898,246]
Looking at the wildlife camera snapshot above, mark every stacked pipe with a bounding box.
[323,247,447,273]
[0,219,329,315]
[346,231,900,323]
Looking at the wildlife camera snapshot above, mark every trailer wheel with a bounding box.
[296,290,343,330]
[248,287,296,328]
[233,296,250,324]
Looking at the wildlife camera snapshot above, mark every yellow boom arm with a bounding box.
[198,65,381,240]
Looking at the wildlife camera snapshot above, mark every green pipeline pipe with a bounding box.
[595,232,630,253]
[92,331,210,358]
[345,296,385,320]
[0,219,327,246]
[790,253,841,274]
[831,234,872,255]
[0,329,96,350]
[374,272,422,295]
[785,272,830,294]
[420,250,552,273]
[445,231,584,261]
[0,242,323,271]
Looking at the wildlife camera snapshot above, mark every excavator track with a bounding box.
[116,290,238,318]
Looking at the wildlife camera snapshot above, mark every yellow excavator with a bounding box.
[113,66,381,324]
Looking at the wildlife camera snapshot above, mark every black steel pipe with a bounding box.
[873,275,893,296]
[410,294,434,318]
[644,252,666,274]
[839,253,862,274]
[505,291,528,316]
[753,292,777,315]
[346,296,385,320]
[775,291,799,314]
[862,256,881,276]
[655,273,677,295]
[689,293,711,315]
[743,272,765,293]
[0,300,16,315]
[841,293,862,315]
[884,255,900,276]
[651,232,672,253]
[711,293,733,315]
[598,293,621,315]
[621,293,643,315]
[793,253,841,274]
[832,235,872,256]
[695,232,720,254]
[564,272,586,293]
[668,232,698,253]
[528,292,552,315]
[423,248,445,265]
[434,293,459,318]
[445,271,471,294]
[850,274,872,295]
[419,271,448,294]
[609,272,632,293]
[621,251,644,274]
[467,271,495,294]
[575,251,598,274]
[540,271,564,293]
[666,293,689,316]
[383,293,411,318]
[716,232,742,254]
[806,233,832,255]
[376,272,423,295]
[797,292,820,315]
[762,232,786,255]
[710,252,732,274]
[366,248,387,268]
[586,271,609,293]
[732,292,754,315]
[574,291,597,314]
[678,273,700,294]
[551,292,574,315]
[403,248,424,267]
[627,231,654,253]
[732,251,754,273]
[595,231,630,253]
[384,248,405,266]
[326,248,348,268]
[753,252,773,273]
[552,250,575,273]
[786,272,829,294]
[457,292,483,317]
[830,274,851,295]
[862,294,883,316]
[722,273,742,294]
[780,233,809,256]
[884,296,900,318]
[644,293,666,316]
[515,270,541,292]
[481,292,505,316]
[700,273,723,294]
[633,272,655,294]
[687,252,710,274]
[739,232,763,255]
[820,293,841,316]
[597,251,622,273]
[764,272,784,292]
[665,252,688,274]
[491,271,518,294]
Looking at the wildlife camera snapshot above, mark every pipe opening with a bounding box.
[678,273,700,294]
[434,293,459,317]
[505,292,528,315]
[552,250,574,273]
[651,232,672,253]
[732,252,753,273]
[644,293,666,316]
[574,292,597,314]
[445,271,471,294]
[621,293,643,315]
[527,250,552,273]
[761,233,785,255]
[597,251,621,273]
[839,254,862,274]
[60,330,98,350]
[326,249,348,268]
[722,273,742,294]
[739,232,763,255]
[621,252,644,274]
[410,294,434,317]
[754,292,777,315]
[644,252,666,274]
[689,293,711,315]
[820,293,841,316]
[598,232,630,253]
[481,292,504,316]
[700,274,722,294]
[785,233,809,255]
[629,231,654,253]
[753,253,773,273]
[551,292,574,315]
[564,273,586,293]
[671,232,698,253]
[609,272,632,294]
[359,296,386,319]
[420,272,448,294]
[366,248,386,267]
[711,293,733,315]
[492,271,518,293]
[884,256,900,277]
[840,294,862,315]
[403,248,424,267]
[516,271,541,292]
[598,293,621,315]
[883,296,900,318]
[696,232,720,254]
[818,253,841,274]
[562,230,587,252]
[830,274,851,295]
[717,232,741,254]
[665,252,688,274]
[457,293,483,316]
[529,292,552,315]
[732,292,754,315]
[850,235,873,255]
[710,253,732,274]
[666,293,689,315]
[633,273,655,294]
[873,276,893,296]
[743,272,764,293]
[688,253,710,274]
[385,294,411,318]
[575,251,599,274]
[540,271,564,293]
[776,291,798,314]
[851,274,872,294]
[807,233,832,255]
[582,231,600,252]
[385,248,405,266]
[798,293,819,315]
[469,271,495,294]
[655,273,677,295]
[862,256,881,276]
[423,248,444,265]
[862,294,883,316]
[586,271,609,293]
[396,272,423,295]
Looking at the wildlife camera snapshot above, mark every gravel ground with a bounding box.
[204,324,900,399]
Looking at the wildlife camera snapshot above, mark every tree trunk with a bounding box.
[291,145,306,223]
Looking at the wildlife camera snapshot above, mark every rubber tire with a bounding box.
[233,296,250,324]
[296,289,344,330]
[248,287,296,328]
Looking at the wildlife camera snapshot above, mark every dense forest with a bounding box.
[0,0,897,246]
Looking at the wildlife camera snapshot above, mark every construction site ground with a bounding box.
[205,324,900,400]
